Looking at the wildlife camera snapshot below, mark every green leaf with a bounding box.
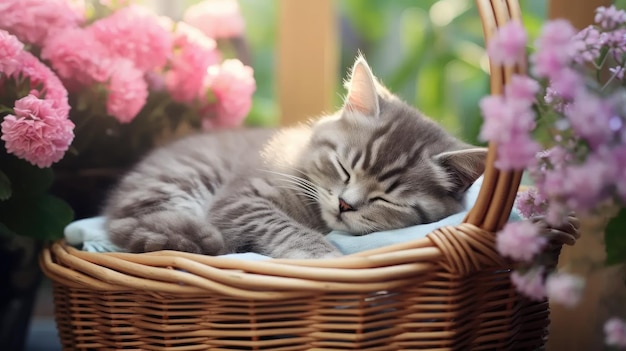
[0,194,74,240]
[0,170,11,201]
[605,208,626,266]
[0,156,53,196]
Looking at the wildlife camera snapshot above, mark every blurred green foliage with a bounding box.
[237,0,547,144]
[337,0,547,145]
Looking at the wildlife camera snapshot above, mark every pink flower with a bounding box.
[0,0,84,46]
[566,90,613,148]
[511,267,546,301]
[545,201,569,226]
[495,135,541,170]
[203,59,255,128]
[41,28,111,89]
[1,95,74,168]
[531,20,577,79]
[504,75,540,104]
[105,60,148,123]
[17,52,70,117]
[487,21,527,66]
[544,87,568,113]
[560,153,616,213]
[610,66,626,80]
[88,5,172,71]
[549,68,583,101]
[515,188,547,218]
[595,5,626,29]
[605,317,626,347]
[0,30,24,76]
[571,25,604,64]
[545,273,585,308]
[496,221,547,262]
[478,95,535,144]
[183,0,245,39]
[165,22,221,103]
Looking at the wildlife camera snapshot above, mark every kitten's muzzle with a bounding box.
[338,198,355,213]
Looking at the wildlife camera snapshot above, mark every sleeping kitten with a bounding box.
[103,56,487,259]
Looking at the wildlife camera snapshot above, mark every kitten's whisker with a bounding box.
[271,177,320,197]
[260,169,320,193]
[274,185,320,201]
[273,183,319,197]
[274,178,319,194]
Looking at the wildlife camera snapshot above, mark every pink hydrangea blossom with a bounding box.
[595,5,626,30]
[105,60,148,123]
[496,221,547,262]
[165,22,221,104]
[531,20,577,79]
[0,0,84,46]
[605,317,626,347]
[511,267,546,301]
[0,30,24,76]
[203,59,255,128]
[17,52,70,117]
[487,21,527,67]
[515,188,547,218]
[41,28,111,89]
[1,95,74,168]
[545,273,585,308]
[88,5,172,71]
[183,0,245,39]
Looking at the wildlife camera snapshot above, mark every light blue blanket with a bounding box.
[64,176,521,259]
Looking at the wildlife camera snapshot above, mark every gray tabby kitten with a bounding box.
[103,56,487,259]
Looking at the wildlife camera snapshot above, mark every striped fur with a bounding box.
[103,56,487,259]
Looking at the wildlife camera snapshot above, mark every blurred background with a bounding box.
[140,0,548,146]
[23,1,626,351]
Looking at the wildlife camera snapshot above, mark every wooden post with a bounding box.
[548,0,611,29]
[277,0,338,126]
[546,2,622,351]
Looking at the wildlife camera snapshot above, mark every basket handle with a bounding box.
[463,0,526,232]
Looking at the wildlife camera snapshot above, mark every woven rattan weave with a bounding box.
[41,1,580,350]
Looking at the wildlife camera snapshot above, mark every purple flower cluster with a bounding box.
[485,6,626,339]
[484,5,626,219]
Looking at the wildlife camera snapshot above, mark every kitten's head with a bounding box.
[301,55,487,234]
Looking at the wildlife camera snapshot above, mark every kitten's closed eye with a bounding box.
[369,196,392,204]
[336,158,351,183]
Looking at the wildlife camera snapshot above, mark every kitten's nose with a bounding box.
[338,198,355,212]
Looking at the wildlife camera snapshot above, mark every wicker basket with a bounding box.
[41,1,581,350]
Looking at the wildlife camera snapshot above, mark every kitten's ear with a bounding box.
[344,56,380,116]
[434,147,488,193]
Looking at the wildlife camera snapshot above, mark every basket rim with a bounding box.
[41,215,579,297]
[463,0,526,233]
